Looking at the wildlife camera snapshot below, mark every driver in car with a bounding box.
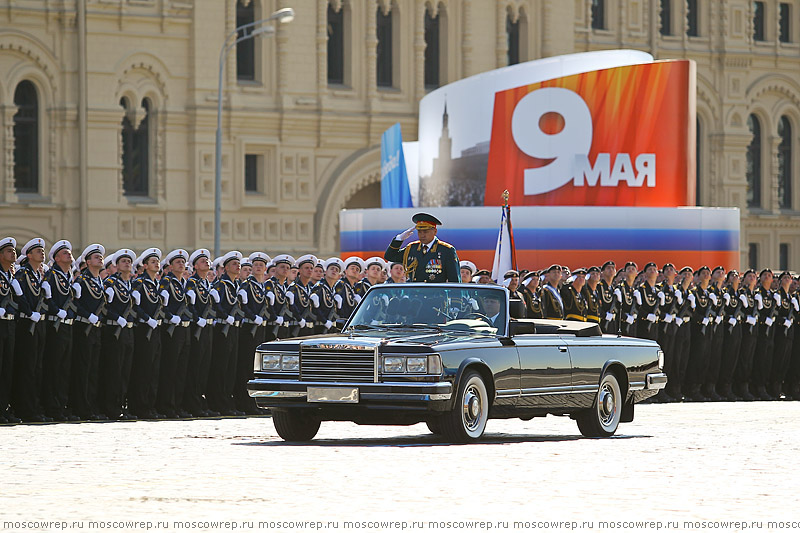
[480,292,505,332]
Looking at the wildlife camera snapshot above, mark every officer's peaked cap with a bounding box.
[459,260,477,275]
[364,256,386,270]
[295,254,317,268]
[22,238,46,256]
[344,256,365,271]
[165,249,189,265]
[48,240,71,261]
[272,254,295,267]
[112,249,136,266]
[189,249,211,266]
[0,237,15,251]
[412,212,442,229]
[324,257,344,271]
[80,244,105,263]
[249,252,271,265]
[221,251,243,266]
[137,248,162,266]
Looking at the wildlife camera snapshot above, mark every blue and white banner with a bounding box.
[491,205,517,283]
[380,123,413,209]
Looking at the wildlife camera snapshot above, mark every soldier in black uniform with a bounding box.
[618,262,638,337]
[519,271,542,318]
[100,248,137,420]
[654,263,679,401]
[634,262,661,341]
[540,265,564,320]
[685,266,712,401]
[384,213,460,283]
[597,261,617,333]
[459,261,476,284]
[583,266,601,324]
[12,239,51,422]
[265,254,294,340]
[184,248,217,417]
[717,270,744,401]
[314,258,343,333]
[702,266,726,400]
[355,257,385,298]
[769,271,796,398]
[129,248,165,419]
[235,251,271,414]
[333,257,364,326]
[287,255,319,338]
[752,269,777,400]
[561,268,587,321]
[40,240,78,421]
[0,237,18,423]
[209,251,243,416]
[734,269,759,401]
[669,266,694,401]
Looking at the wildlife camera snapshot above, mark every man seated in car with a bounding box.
[480,291,506,334]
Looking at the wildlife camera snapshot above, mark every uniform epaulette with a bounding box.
[437,241,453,248]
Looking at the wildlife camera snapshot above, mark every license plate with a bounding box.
[307,387,359,403]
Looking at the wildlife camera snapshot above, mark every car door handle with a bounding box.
[558,346,568,352]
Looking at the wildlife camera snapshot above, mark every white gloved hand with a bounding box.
[105,287,114,303]
[664,313,674,323]
[238,289,249,305]
[793,297,799,312]
[675,290,683,305]
[42,281,52,299]
[380,294,390,307]
[275,316,285,326]
[254,316,264,326]
[754,293,763,309]
[186,290,196,305]
[785,318,793,329]
[688,293,696,308]
[658,291,665,305]
[147,317,158,329]
[267,291,275,306]
[702,317,710,326]
[765,317,774,327]
[740,294,749,308]
[614,288,622,303]
[605,312,614,322]
[225,315,235,325]
[325,320,333,330]
[647,313,657,322]
[117,316,128,328]
[634,290,642,306]
[709,293,718,306]
[71,283,82,299]
[675,317,683,326]
[354,294,362,304]
[197,317,207,328]
[723,292,731,305]
[286,292,295,305]
[159,290,169,306]
[728,317,737,326]
[715,315,723,324]
[88,313,98,325]
[133,290,142,306]
[57,309,67,320]
[310,293,320,308]
[169,315,181,325]
[774,293,782,306]
[469,298,479,310]
[395,226,415,241]
[30,311,41,323]
[746,316,757,326]
[210,289,220,303]
[334,294,343,309]
[0,308,6,318]
[299,318,307,328]
[625,314,635,324]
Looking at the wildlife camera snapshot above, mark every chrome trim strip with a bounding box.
[521,385,573,394]
[519,389,596,397]
[496,389,521,398]
[250,390,307,398]
[361,392,452,401]
[373,344,379,383]
[629,381,646,391]
[646,373,668,390]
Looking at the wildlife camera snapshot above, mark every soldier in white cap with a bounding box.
[265,254,294,339]
[183,249,217,417]
[388,262,407,284]
[101,255,116,280]
[12,238,50,422]
[209,251,244,416]
[0,237,18,423]
[40,240,78,422]
[287,255,318,337]
[459,260,477,284]
[334,257,364,323]
[129,248,165,419]
[313,258,344,333]
[355,257,386,297]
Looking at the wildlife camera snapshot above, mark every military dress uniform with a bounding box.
[717,283,744,400]
[655,279,679,398]
[686,283,713,400]
[236,267,271,414]
[752,281,778,400]
[561,283,587,322]
[540,283,565,320]
[100,256,136,419]
[704,283,726,398]
[184,254,216,417]
[597,279,617,333]
[287,279,318,338]
[634,281,660,342]
[617,280,637,337]
[0,239,17,422]
[313,277,339,334]
[209,258,242,415]
[669,281,695,400]
[384,213,459,283]
[157,261,193,418]
[582,283,601,324]
[734,284,759,400]
[265,276,292,339]
[769,283,795,397]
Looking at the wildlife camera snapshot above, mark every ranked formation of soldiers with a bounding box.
[1,212,799,423]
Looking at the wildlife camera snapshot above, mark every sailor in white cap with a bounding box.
[0,237,18,423]
[459,260,477,283]
[334,256,364,322]
[156,249,192,418]
[129,247,165,419]
[99,248,137,420]
[9,238,49,421]
[69,244,107,420]
[238,255,252,283]
[388,262,407,284]
[265,254,294,339]
[183,248,217,417]
[311,258,325,286]
[355,257,386,296]
[313,258,344,333]
[208,251,244,416]
[102,254,116,280]
[39,240,79,421]
[286,254,318,337]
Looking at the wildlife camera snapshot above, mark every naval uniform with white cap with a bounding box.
[184,249,217,417]
[209,251,244,416]
[265,255,294,339]
[155,249,193,418]
[99,248,137,420]
[12,238,50,422]
[384,213,460,283]
[333,256,364,326]
[287,254,319,337]
[129,248,165,419]
[0,237,18,423]
[69,244,108,420]
[41,240,78,421]
[314,258,343,334]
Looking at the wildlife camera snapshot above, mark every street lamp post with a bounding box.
[214,8,295,258]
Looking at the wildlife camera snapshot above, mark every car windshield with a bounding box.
[346,284,507,336]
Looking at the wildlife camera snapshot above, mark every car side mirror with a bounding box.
[509,321,536,336]
[509,298,527,319]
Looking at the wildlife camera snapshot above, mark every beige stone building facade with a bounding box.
[0,0,798,269]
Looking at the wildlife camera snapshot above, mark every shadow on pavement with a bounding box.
[235,433,651,447]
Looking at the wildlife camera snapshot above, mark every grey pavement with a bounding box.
[1,403,799,532]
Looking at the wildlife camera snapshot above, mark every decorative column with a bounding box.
[3,106,16,203]
[414,0,427,104]
[316,0,328,98]
[495,2,507,68]
[461,0,473,76]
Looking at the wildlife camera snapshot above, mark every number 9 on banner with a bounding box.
[511,87,592,196]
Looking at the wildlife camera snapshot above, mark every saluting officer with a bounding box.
[0,238,18,423]
[540,265,565,320]
[12,238,49,423]
[561,268,587,322]
[287,255,319,337]
[597,261,617,333]
[265,254,294,339]
[129,248,165,419]
[314,258,343,333]
[41,240,78,421]
[100,249,137,420]
[334,257,364,325]
[384,213,460,283]
[70,244,107,420]
[583,266,601,324]
[235,251,271,415]
[184,249,217,417]
[209,251,243,416]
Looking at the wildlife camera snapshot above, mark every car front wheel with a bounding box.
[440,370,489,442]
[577,372,622,437]
[272,409,321,442]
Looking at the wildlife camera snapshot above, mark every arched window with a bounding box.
[660,0,672,35]
[13,80,39,193]
[591,0,605,30]
[236,0,256,81]
[507,10,520,66]
[696,117,702,205]
[746,114,762,208]
[327,3,345,85]
[424,6,441,89]
[778,116,792,209]
[121,97,150,197]
[376,6,393,87]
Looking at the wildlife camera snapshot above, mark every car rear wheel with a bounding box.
[440,370,489,442]
[577,372,622,438]
[426,418,442,435]
[272,409,321,442]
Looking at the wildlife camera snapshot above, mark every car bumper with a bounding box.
[629,372,668,391]
[248,379,453,404]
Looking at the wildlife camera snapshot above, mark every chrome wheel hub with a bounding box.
[462,385,483,431]
[598,384,616,426]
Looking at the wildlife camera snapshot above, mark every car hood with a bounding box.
[262,330,500,351]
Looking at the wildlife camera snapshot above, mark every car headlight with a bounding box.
[281,355,299,371]
[406,357,427,373]
[657,350,664,371]
[383,356,405,373]
[261,353,281,371]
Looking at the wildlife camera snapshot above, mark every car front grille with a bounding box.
[300,349,375,382]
